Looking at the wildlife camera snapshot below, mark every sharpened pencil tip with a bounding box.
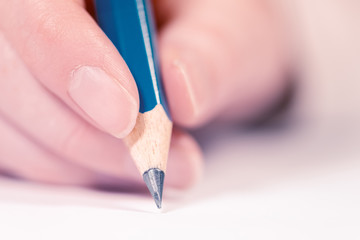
[143,168,165,209]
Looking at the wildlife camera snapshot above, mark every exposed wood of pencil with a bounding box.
[124,104,172,174]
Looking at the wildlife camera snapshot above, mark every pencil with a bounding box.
[94,0,172,209]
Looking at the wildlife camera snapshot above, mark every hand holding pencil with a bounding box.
[0,0,288,206]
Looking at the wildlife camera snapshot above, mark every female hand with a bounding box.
[0,0,289,188]
[0,0,202,188]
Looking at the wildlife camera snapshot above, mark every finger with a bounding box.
[0,0,139,138]
[166,129,203,189]
[0,116,96,185]
[0,113,203,188]
[157,0,289,127]
[0,33,134,177]
[0,35,203,188]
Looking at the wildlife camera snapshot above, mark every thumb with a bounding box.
[157,0,289,127]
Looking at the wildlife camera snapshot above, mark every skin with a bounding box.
[0,0,289,189]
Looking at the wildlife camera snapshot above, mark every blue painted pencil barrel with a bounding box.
[94,0,170,116]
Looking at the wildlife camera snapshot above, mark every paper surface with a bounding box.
[1,124,359,240]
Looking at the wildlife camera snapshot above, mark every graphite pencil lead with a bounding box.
[143,168,165,209]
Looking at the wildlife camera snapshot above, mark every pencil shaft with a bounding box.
[94,0,172,201]
[94,0,170,115]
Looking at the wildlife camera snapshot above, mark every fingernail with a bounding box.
[163,48,214,126]
[69,66,138,138]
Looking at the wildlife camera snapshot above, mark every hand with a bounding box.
[0,0,289,188]
[0,0,202,188]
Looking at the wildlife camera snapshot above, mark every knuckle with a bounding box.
[22,1,71,54]
[31,7,65,43]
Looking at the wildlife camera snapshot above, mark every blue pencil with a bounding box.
[94,0,172,209]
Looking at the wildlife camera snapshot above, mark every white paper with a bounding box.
[0,123,359,240]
